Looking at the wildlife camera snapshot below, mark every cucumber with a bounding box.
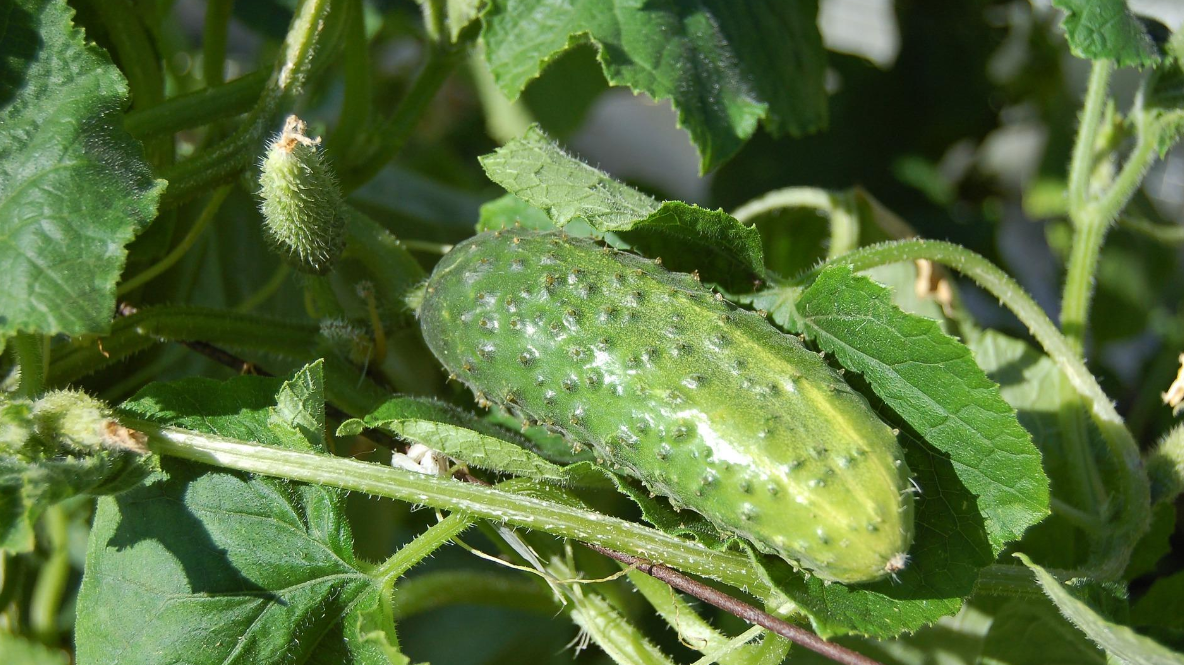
[418,230,914,583]
[258,115,344,275]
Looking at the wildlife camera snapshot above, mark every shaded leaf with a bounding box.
[1132,570,1184,631]
[477,193,561,232]
[270,358,328,451]
[1146,29,1184,155]
[0,633,70,665]
[968,330,1099,569]
[617,201,766,292]
[1018,554,1184,665]
[76,367,406,664]
[0,0,165,343]
[484,407,597,465]
[481,0,828,171]
[476,192,600,241]
[447,0,482,42]
[1125,502,1176,580]
[1052,0,1159,67]
[980,595,1106,665]
[794,266,1049,552]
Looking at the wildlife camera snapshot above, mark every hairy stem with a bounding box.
[1062,64,1159,352]
[1067,61,1112,211]
[389,570,558,620]
[730,186,860,257]
[124,70,269,140]
[374,513,475,587]
[586,544,880,665]
[203,0,235,85]
[48,306,320,386]
[328,0,372,161]
[128,419,770,596]
[627,568,762,665]
[1119,214,1184,243]
[29,506,70,644]
[235,263,292,312]
[1059,212,1108,348]
[89,0,164,113]
[13,333,47,398]
[731,186,833,223]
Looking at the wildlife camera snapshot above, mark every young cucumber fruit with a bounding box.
[418,231,915,583]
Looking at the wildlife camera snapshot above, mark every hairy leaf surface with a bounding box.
[480,127,765,289]
[76,365,405,664]
[1051,0,1159,67]
[1018,554,1184,665]
[0,0,164,343]
[481,0,827,170]
[341,396,567,482]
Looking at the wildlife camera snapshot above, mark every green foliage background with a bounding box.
[1,0,1184,664]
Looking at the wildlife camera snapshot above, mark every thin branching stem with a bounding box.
[118,186,233,295]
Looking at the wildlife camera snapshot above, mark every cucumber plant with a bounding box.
[2,1,1184,664]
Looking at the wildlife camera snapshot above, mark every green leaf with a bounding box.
[793,266,1050,553]
[447,0,482,42]
[477,193,561,232]
[754,428,993,639]
[341,396,567,482]
[981,595,1106,665]
[476,192,600,240]
[1146,30,1184,155]
[479,127,766,289]
[617,201,767,292]
[480,0,827,171]
[0,0,165,343]
[483,407,596,465]
[1132,570,1184,631]
[0,633,70,665]
[1017,554,1184,665]
[1125,502,1176,580]
[969,330,1162,576]
[1051,0,1159,67]
[967,330,1099,569]
[785,603,994,665]
[77,367,406,664]
[478,125,661,228]
[271,359,328,451]
[0,393,153,553]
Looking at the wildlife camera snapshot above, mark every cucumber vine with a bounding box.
[3,1,1184,664]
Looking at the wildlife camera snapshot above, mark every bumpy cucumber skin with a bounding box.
[420,231,915,583]
[258,116,344,275]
